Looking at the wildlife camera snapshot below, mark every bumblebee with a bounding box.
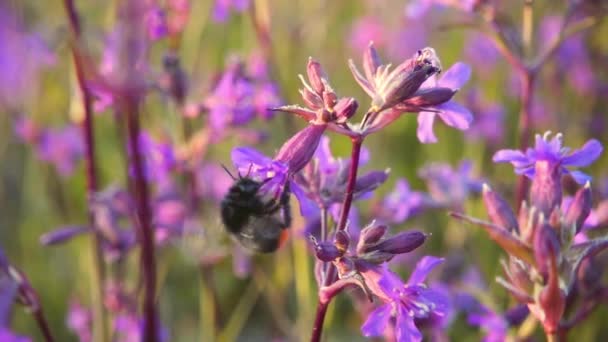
[220,171,292,253]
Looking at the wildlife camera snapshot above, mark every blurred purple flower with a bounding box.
[35,124,85,177]
[539,16,596,95]
[196,163,234,203]
[405,0,477,18]
[373,178,426,224]
[212,0,250,23]
[115,313,169,342]
[0,5,55,112]
[465,90,505,144]
[415,62,473,143]
[493,131,603,184]
[145,6,169,40]
[0,329,31,342]
[463,32,499,75]
[204,61,256,135]
[419,160,482,209]
[349,17,389,53]
[66,300,92,342]
[132,132,176,187]
[467,305,508,342]
[361,257,448,342]
[153,192,187,245]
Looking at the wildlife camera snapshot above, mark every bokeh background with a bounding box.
[1,0,607,341]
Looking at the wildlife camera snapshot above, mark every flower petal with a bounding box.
[231,147,272,172]
[568,170,592,185]
[395,307,423,342]
[562,139,603,167]
[436,101,473,130]
[290,182,319,218]
[439,62,471,89]
[492,149,528,166]
[417,111,437,143]
[408,256,444,285]
[361,304,392,338]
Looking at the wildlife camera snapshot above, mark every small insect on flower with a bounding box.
[220,166,292,253]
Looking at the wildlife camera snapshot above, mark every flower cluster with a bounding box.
[455,132,606,336]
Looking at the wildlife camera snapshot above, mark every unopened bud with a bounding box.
[333,97,358,123]
[359,224,388,247]
[322,90,337,109]
[533,222,560,281]
[530,161,562,216]
[538,257,565,334]
[402,87,456,108]
[275,124,327,174]
[39,226,91,246]
[310,236,342,262]
[370,230,426,255]
[362,42,381,81]
[482,184,519,233]
[564,182,592,235]
[306,58,326,94]
[333,230,350,253]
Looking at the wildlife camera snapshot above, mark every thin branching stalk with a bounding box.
[62,0,108,340]
[124,95,158,342]
[311,135,364,342]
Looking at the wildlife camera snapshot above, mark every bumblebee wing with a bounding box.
[234,215,289,253]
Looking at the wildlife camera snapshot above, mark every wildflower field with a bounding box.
[1,0,608,341]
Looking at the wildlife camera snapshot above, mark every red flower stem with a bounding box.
[32,308,54,342]
[310,135,364,342]
[124,96,158,342]
[62,0,108,340]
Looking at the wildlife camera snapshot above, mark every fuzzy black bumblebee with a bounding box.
[220,174,292,253]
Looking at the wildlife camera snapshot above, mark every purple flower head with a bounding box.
[0,329,31,342]
[463,32,500,75]
[35,124,85,177]
[361,257,448,342]
[405,0,478,18]
[153,192,187,246]
[204,60,256,135]
[212,0,250,22]
[465,89,505,144]
[493,131,603,184]
[373,178,426,224]
[131,132,176,187]
[145,6,169,40]
[293,135,389,215]
[196,163,234,203]
[231,147,290,201]
[539,16,596,95]
[66,299,92,342]
[0,5,55,112]
[419,160,482,209]
[349,17,389,53]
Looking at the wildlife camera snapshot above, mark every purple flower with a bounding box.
[204,60,256,135]
[464,90,505,144]
[0,5,55,111]
[0,329,31,342]
[373,178,426,224]
[66,300,92,342]
[231,146,290,200]
[493,131,603,184]
[196,163,234,203]
[414,62,473,143]
[405,0,478,18]
[114,313,169,342]
[132,132,176,187]
[349,17,389,53]
[418,160,482,209]
[361,257,448,342]
[462,32,499,75]
[35,124,85,177]
[212,0,250,23]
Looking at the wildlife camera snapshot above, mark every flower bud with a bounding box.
[322,90,337,109]
[402,87,456,108]
[274,124,327,174]
[369,230,426,255]
[530,160,562,216]
[482,184,519,233]
[300,88,322,110]
[306,58,326,94]
[39,226,91,246]
[333,230,350,253]
[310,236,342,262]
[374,64,437,111]
[354,170,391,195]
[564,182,592,235]
[533,222,560,281]
[333,97,358,123]
[358,224,388,248]
[538,256,565,334]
